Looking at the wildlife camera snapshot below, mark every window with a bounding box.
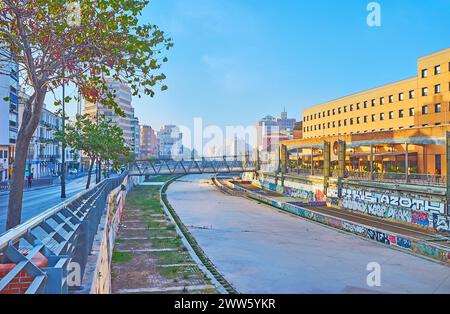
[371,114,376,122]
[435,65,441,75]
[364,116,368,123]
[422,69,428,78]
[332,109,336,115]
[422,105,428,114]
[350,104,354,111]
[338,120,341,127]
[389,95,394,103]
[356,103,360,110]
[338,107,341,114]
[380,97,385,105]
[314,114,317,119]
[333,121,336,128]
[399,93,404,101]
[409,108,415,116]
[435,84,441,94]
[350,118,354,125]
[435,103,441,113]
[363,101,368,108]
[422,87,428,96]
[389,111,394,119]
[327,110,330,116]
[357,117,360,124]
[371,99,376,107]
[399,109,404,118]
[344,119,347,126]
[327,122,330,128]
[380,113,385,121]
[409,90,415,99]
[344,106,347,113]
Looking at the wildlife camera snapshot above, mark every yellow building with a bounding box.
[282,48,450,182]
[302,48,450,138]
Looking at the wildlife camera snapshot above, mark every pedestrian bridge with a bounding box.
[128,157,258,176]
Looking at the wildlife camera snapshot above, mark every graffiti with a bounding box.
[411,210,430,227]
[432,214,450,233]
[342,222,367,235]
[342,188,445,214]
[412,242,441,258]
[396,237,412,249]
[367,229,390,245]
[342,199,412,223]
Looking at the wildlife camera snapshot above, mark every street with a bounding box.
[167,174,450,294]
[0,175,92,233]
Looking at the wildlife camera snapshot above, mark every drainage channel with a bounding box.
[160,176,238,294]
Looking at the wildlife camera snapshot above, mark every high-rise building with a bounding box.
[83,78,134,148]
[131,115,140,156]
[140,125,159,158]
[0,50,19,182]
[277,109,297,133]
[157,125,183,159]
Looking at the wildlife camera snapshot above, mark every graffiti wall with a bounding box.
[259,176,326,205]
[341,186,448,233]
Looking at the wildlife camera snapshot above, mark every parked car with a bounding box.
[68,168,78,175]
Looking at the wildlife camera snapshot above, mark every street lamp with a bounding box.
[60,62,67,199]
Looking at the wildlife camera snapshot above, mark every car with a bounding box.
[68,168,78,175]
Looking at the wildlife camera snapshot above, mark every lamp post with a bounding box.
[60,64,66,199]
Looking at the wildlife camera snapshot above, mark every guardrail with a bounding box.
[0,172,128,294]
[346,171,446,187]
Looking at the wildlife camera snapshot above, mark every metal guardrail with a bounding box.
[346,171,446,187]
[0,172,128,294]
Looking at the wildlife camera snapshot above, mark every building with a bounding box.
[277,109,297,134]
[140,125,159,158]
[256,115,279,153]
[131,115,140,156]
[0,51,19,182]
[283,48,450,177]
[293,121,303,139]
[18,91,80,179]
[83,78,134,148]
[158,125,183,159]
[302,49,450,139]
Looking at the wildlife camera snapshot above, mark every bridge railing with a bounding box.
[0,172,127,294]
[129,156,258,175]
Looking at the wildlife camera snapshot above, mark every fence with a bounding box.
[0,172,128,294]
[346,171,446,187]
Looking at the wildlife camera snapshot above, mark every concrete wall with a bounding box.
[230,180,450,265]
[84,175,142,294]
[253,171,450,234]
[327,179,449,234]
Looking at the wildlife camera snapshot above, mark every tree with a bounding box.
[55,114,129,190]
[0,0,172,230]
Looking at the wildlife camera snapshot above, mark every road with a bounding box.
[0,175,91,233]
[167,174,450,294]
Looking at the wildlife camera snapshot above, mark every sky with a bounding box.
[55,0,450,132]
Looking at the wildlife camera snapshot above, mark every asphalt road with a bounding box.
[0,175,92,233]
[167,174,450,294]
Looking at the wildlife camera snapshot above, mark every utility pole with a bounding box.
[60,63,66,199]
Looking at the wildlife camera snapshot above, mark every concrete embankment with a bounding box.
[220,179,450,266]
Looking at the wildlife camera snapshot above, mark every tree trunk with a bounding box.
[86,157,95,190]
[6,91,46,230]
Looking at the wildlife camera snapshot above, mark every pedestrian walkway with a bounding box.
[111,177,217,294]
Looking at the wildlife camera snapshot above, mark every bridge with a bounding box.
[128,156,259,176]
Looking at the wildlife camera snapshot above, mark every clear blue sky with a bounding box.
[59,0,450,131]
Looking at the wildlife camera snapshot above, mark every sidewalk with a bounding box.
[0,173,88,196]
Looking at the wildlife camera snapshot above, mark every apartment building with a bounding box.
[140,125,159,158]
[0,52,19,182]
[83,78,134,148]
[158,125,183,159]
